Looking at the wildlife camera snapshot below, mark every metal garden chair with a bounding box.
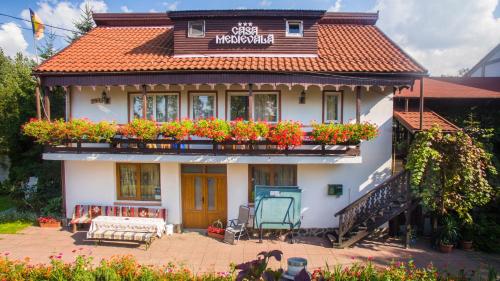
[224,205,251,244]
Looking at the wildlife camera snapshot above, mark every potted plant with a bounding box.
[22,118,55,144]
[268,120,303,149]
[436,216,459,253]
[159,119,194,140]
[37,216,61,228]
[230,119,269,143]
[119,119,158,148]
[460,223,474,251]
[193,118,230,142]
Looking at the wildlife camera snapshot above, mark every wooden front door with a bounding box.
[182,173,227,228]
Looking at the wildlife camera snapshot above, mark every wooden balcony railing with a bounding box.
[44,138,361,157]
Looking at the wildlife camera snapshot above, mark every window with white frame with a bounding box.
[227,91,279,122]
[188,20,205,38]
[324,91,341,123]
[286,20,303,37]
[191,93,216,119]
[130,93,179,121]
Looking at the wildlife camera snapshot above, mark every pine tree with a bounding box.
[67,4,95,42]
[37,30,57,61]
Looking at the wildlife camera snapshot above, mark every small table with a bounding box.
[88,216,166,237]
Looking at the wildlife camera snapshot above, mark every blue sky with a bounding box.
[0,0,499,75]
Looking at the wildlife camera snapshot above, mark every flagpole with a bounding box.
[30,12,44,119]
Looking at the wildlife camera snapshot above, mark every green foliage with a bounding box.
[37,30,57,61]
[0,254,494,281]
[406,126,496,223]
[436,215,459,245]
[0,221,32,234]
[119,118,158,140]
[67,4,95,42]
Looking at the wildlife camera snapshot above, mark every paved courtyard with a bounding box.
[0,226,499,275]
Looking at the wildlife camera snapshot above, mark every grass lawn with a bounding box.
[0,195,15,212]
[0,221,32,234]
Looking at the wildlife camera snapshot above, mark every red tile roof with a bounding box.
[397,77,500,99]
[394,109,459,133]
[35,24,425,74]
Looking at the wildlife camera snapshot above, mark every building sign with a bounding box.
[215,22,274,45]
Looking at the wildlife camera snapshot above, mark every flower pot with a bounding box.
[39,221,61,228]
[207,231,225,240]
[439,243,453,253]
[460,240,473,251]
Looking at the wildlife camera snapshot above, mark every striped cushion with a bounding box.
[71,216,91,224]
[87,230,153,242]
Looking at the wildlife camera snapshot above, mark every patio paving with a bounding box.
[0,226,499,275]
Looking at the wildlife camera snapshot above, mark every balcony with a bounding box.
[25,118,375,164]
[44,138,361,157]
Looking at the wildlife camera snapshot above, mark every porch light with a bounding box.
[91,90,111,104]
[299,90,306,104]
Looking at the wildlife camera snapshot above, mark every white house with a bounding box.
[34,10,426,239]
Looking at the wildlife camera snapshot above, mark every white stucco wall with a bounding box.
[63,85,393,229]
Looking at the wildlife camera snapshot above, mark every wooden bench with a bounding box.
[70,205,167,232]
[87,229,155,250]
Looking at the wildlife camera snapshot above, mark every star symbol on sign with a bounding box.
[243,22,248,26]
[238,22,242,26]
[248,22,253,26]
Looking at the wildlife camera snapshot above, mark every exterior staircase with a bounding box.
[327,170,413,248]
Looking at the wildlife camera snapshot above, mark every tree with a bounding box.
[406,126,496,223]
[67,4,95,42]
[37,30,57,61]
[0,50,64,213]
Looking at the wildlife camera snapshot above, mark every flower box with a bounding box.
[39,221,61,228]
[37,217,61,228]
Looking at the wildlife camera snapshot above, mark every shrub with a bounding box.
[119,119,158,140]
[230,119,269,142]
[193,118,231,142]
[268,121,303,149]
[160,119,194,140]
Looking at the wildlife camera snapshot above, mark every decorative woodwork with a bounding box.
[45,138,361,157]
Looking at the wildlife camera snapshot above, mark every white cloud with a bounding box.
[149,8,159,13]
[120,6,133,13]
[162,1,180,11]
[374,0,500,76]
[260,0,272,7]
[328,0,342,12]
[20,0,108,37]
[0,22,29,58]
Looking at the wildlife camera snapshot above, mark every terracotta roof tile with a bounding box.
[36,25,425,74]
[397,77,500,99]
[394,109,459,133]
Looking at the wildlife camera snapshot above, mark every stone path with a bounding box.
[0,227,498,275]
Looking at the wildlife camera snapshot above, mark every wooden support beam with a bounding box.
[141,84,147,120]
[419,78,424,130]
[404,98,409,112]
[35,85,41,120]
[248,83,254,120]
[355,86,361,123]
[43,87,51,121]
[65,86,71,121]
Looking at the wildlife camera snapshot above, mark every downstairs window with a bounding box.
[117,163,161,201]
[248,164,297,202]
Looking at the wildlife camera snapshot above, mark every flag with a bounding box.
[29,9,44,40]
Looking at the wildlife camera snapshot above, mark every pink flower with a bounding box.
[4,252,9,256]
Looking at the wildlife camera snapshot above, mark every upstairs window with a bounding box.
[324,91,342,123]
[188,21,205,38]
[286,20,303,37]
[131,93,179,122]
[191,92,216,119]
[227,91,279,122]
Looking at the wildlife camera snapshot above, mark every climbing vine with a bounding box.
[406,126,496,223]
